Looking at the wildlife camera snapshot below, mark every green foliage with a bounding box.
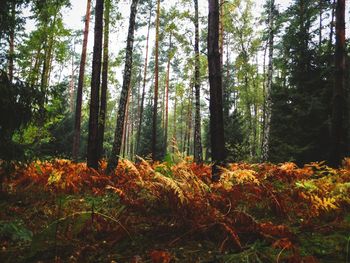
[0,220,33,243]
[0,71,41,160]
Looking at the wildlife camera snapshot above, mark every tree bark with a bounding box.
[87,0,104,169]
[172,85,177,153]
[8,1,15,83]
[72,0,91,162]
[330,0,346,167]
[152,0,161,160]
[208,0,225,181]
[136,6,152,155]
[164,34,171,154]
[97,0,110,160]
[193,0,203,163]
[107,0,139,174]
[329,0,336,52]
[261,0,274,162]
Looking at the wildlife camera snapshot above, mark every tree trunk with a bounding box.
[193,0,203,163]
[330,0,346,167]
[164,34,171,154]
[208,0,225,181]
[69,49,75,112]
[186,86,193,156]
[8,1,15,82]
[219,0,224,67]
[72,0,91,162]
[87,0,104,169]
[98,0,110,160]
[152,0,160,160]
[172,85,177,153]
[319,0,322,48]
[107,0,139,174]
[136,6,152,155]
[261,0,274,162]
[329,0,336,52]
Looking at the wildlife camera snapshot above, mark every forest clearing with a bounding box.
[1,0,350,262]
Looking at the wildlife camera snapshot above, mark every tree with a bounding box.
[72,0,91,162]
[261,0,275,161]
[136,3,152,155]
[208,0,225,181]
[152,0,160,160]
[87,0,104,169]
[97,0,111,160]
[269,0,332,164]
[107,0,139,174]
[193,0,203,163]
[330,0,347,167]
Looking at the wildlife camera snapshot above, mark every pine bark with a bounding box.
[261,0,274,162]
[152,0,161,160]
[72,0,91,162]
[330,0,346,167]
[172,86,177,153]
[87,0,104,169]
[107,0,139,174]
[193,0,203,163]
[97,0,110,160]
[136,7,152,154]
[8,1,15,83]
[208,0,225,181]
[164,34,171,154]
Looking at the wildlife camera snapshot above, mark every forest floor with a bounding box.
[0,158,350,263]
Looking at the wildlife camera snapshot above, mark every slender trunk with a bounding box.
[208,0,226,181]
[319,0,322,48]
[193,0,203,163]
[219,0,224,67]
[69,50,75,112]
[180,101,184,153]
[164,34,171,154]
[107,0,139,174]
[172,86,177,153]
[29,47,42,87]
[8,1,15,82]
[152,0,160,160]
[98,0,110,160]
[136,7,152,154]
[186,86,193,156]
[130,89,134,160]
[72,0,91,161]
[330,0,346,167]
[122,90,130,158]
[87,0,104,169]
[329,0,336,52]
[261,0,274,162]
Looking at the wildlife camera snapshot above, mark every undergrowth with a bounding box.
[0,157,349,262]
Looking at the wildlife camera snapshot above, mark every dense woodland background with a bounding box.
[0,0,349,171]
[1,1,350,262]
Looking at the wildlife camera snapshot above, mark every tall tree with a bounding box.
[97,0,110,160]
[136,4,152,154]
[87,0,104,169]
[164,33,171,154]
[152,0,160,160]
[193,0,203,163]
[8,1,15,82]
[261,0,275,161]
[72,0,91,162]
[330,0,347,167]
[107,0,139,174]
[208,0,225,181]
